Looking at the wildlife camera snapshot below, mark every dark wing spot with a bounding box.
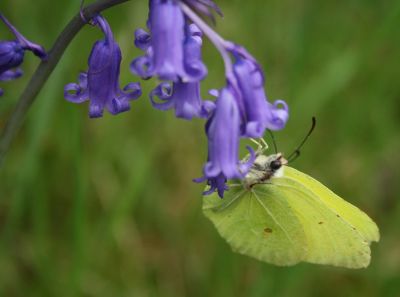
[336,214,340,218]
[318,221,324,225]
[264,227,273,233]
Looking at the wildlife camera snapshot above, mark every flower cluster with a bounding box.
[2,1,289,198]
[0,13,47,96]
[130,0,289,197]
[75,0,289,197]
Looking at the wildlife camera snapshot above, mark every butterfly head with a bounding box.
[268,153,288,171]
[243,153,288,188]
[254,153,288,172]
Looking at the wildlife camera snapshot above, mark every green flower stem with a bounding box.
[0,0,131,168]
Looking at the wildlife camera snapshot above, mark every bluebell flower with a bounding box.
[149,24,213,120]
[64,15,141,118]
[232,52,289,137]
[178,2,290,197]
[195,87,255,197]
[183,23,207,81]
[179,2,290,136]
[131,0,185,81]
[131,1,208,82]
[203,87,255,179]
[0,13,46,96]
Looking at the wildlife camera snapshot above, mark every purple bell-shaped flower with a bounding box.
[232,53,289,137]
[149,24,213,120]
[195,87,255,197]
[64,15,141,118]
[131,1,208,82]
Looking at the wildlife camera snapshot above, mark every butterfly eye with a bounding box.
[270,160,282,170]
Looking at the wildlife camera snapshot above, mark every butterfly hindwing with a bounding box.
[203,183,308,266]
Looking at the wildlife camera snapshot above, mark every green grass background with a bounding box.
[0,0,399,296]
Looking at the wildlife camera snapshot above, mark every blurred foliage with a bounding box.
[0,0,399,296]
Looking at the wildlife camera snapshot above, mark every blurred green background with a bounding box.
[1,0,399,296]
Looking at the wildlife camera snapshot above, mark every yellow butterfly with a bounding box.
[203,119,379,269]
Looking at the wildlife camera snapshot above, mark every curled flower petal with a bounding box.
[134,28,151,51]
[150,82,174,110]
[265,100,289,130]
[150,81,215,120]
[64,81,89,103]
[64,72,89,103]
[120,82,142,101]
[130,55,152,80]
[0,68,23,81]
[77,72,88,88]
[208,89,219,97]
[110,97,130,115]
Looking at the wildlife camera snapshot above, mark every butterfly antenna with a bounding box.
[287,117,316,163]
[266,129,278,154]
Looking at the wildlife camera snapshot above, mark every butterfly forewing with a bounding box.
[271,174,372,268]
[283,167,380,244]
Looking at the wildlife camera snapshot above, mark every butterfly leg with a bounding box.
[260,138,269,152]
[250,138,269,156]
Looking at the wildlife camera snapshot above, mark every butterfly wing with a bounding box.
[270,166,379,268]
[203,184,308,266]
[203,166,379,269]
[282,166,380,243]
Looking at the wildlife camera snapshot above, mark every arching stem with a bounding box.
[0,0,131,168]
